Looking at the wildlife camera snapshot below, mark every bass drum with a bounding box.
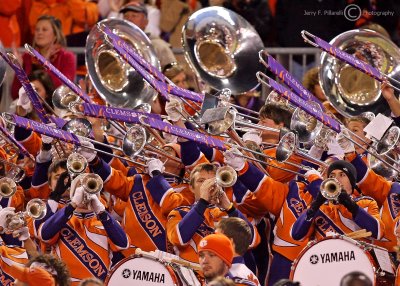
[290,235,395,286]
[105,255,202,286]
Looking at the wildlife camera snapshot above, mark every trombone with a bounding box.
[256,71,400,174]
[62,117,182,165]
[276,131,328,171]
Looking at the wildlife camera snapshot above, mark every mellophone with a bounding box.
[290,234,396,286]
[105,249,203,286]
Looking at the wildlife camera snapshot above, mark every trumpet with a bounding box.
[67,152,88,176]
[81,173,103,195]
[26,198,47,220]
[320,178,342,201]
[80,173,104,208]
[4,199,47,233]
[216,165,237,188]
[208,166,238,204]
[0,177,16,198]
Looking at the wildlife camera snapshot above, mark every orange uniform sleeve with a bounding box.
[238,162,289,217]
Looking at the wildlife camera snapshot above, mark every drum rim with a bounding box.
[104,254,181,285]
[289,234,378,283]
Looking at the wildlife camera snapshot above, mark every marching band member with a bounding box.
[344,151,400,256]
[0,204,41,285]
[88,145,191,253]
[38,176,130,284]
[198,233,256,286]
[291,160,384,242]
[343,116,371,159]
[258,103,303,183]
[166,162,259,263]
[216,217,260,286]
[223,148,320,285]
[10,254,71,286]
[198,234,235,285]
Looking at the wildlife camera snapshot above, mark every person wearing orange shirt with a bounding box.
[166,163,259,264]
[39,176,130,285]
[29,0,98,37]
[224,148,321,285]
[292,160,384,242]
[0,0,21,47]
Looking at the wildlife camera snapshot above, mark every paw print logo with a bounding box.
[122,269,131,279]
[199,239,208,247]
[310,255,319,265]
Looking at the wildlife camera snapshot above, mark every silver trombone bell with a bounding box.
[52,85,81,110]
[62,118,92,137]
[122,125,147,158]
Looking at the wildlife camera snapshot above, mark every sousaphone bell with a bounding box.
[86,18,161,109]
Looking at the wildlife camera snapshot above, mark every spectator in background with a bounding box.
[98,0,161,37]
[11,15,76,99]
[13,70,55,120]
[29,0,98,37]
[160,0,192,49]
[120,1,176,68]
[0,0,22,47]
[163,62,189,90]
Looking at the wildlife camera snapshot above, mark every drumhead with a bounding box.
[105,256,179,286]
[291,237,375,285]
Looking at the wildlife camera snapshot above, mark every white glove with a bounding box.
[147,158,165,176]
[41,123,56,144]
[71,186,85,207]
[70,174,85,197]
[336,130,355,153]
[224,148,245,171]
[242,131,262,146]
[36,149,53,163]
[13,226,30,241]
[304,169,323,181]
[165,97,183,122]
[17,85,33,113]
[308,145,324,159]
[78,140,97,163]
[89,194,105,214]
[0,207,15,232]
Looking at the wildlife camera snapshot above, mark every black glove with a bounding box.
[49,171,71,202]
[306,192,327,220]
[338,191,359,217]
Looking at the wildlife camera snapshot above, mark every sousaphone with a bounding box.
[319,29,400,117]
[182,7,264,94]
[86,18,161,108]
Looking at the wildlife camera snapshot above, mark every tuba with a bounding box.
[182,7,264,94]
[86,18,161,109]
[319,29,400,117]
